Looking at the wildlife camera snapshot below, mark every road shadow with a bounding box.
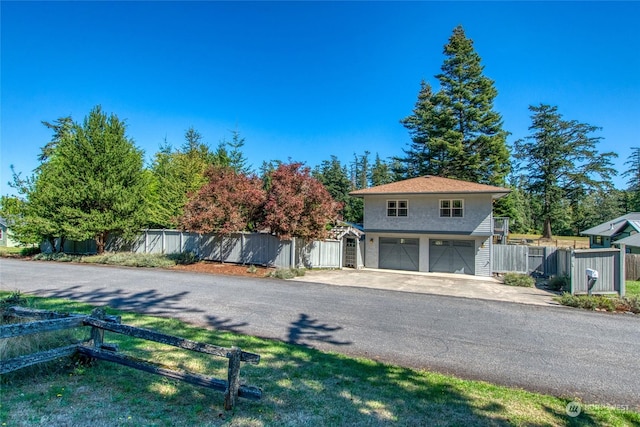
[30,285,205,316]
[205,314,249,334]
[287,313,352,347]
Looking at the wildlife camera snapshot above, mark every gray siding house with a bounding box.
[350,175,510,276]
[580,213,640,250]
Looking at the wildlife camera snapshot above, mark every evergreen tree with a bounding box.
[370,154,394,187]
[147,129,214,228]
[623,147,640,211]
[399,26,510,185]
[314,156,362,223]
[513,104,617,239]
[11,106,148,253]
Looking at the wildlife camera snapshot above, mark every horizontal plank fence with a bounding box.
[0,307,261,410]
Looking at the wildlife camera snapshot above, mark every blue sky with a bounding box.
[2,1,639,196]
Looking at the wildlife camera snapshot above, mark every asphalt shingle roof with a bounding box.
[615,233,640,248]
[580,213,640,236]
[349,175,511,198]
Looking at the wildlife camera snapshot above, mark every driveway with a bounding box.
[292,268,557,306]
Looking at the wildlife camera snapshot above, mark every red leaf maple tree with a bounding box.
[261,163,342,241]
[179,166,265,234]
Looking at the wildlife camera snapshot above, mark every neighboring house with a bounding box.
[580,213,640,250]
[350,175,510,276]
[0,217,19,247]
[613,233,640,254]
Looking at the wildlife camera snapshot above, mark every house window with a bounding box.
[387,200,408,217]
[440,199,463,217]
[594,235,603,245]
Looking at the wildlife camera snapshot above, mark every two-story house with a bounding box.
[350,175,510,276]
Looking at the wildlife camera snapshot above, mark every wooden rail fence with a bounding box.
[0,307,262,410]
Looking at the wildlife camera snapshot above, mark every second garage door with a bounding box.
[379,237,419,271]
[429,239,475,275]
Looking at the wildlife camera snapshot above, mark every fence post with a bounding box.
[619,244,626,297]
[569,250,576,294]
[224,347,241,410]
[89,308,106,349]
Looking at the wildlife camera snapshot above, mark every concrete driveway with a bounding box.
[291,268,558,306]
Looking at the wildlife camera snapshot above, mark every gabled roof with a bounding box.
[349,175,511,199]
[614,233,640,248]
[580,213,640,237]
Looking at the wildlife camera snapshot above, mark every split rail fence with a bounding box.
[0,307,262,410]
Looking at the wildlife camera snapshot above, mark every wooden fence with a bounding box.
[493,245,625,296]
[0,307,261,410]
[626,254,640,281]
[43,230,351,270]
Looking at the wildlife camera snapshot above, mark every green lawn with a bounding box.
[1,293,639,426]
[626,281,640,297]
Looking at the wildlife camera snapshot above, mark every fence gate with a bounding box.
[344,238,357,268]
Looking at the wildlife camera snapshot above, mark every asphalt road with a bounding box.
[1,258,639,409]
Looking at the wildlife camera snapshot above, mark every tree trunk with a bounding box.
[542,218,553,240]
[96,233,106,254]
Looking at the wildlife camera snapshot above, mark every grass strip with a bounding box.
[1,293,638,426]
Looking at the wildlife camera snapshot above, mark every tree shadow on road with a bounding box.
[287,313,352,347]
[29,285,205,316]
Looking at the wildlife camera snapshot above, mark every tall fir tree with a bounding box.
[399,26,510,186]
[513,104,617,239]
[370,154,394,187]
[623,147,640,211]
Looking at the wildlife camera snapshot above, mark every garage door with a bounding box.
[429,239,475,275]
[379,237,419,271]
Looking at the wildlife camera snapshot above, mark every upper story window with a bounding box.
[387,200,408,217]
[440,199,463,217]
[594,235,603,245]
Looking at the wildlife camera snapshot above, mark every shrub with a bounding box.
[247,265,258,274]
[503,273,534,287]
[82,252,175,268]
[20,247,41,257]
[269,268,306,279]
[167,251,199,265]
[548,274,570,292]
[33,252,81,262]
[556,293,639,313]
